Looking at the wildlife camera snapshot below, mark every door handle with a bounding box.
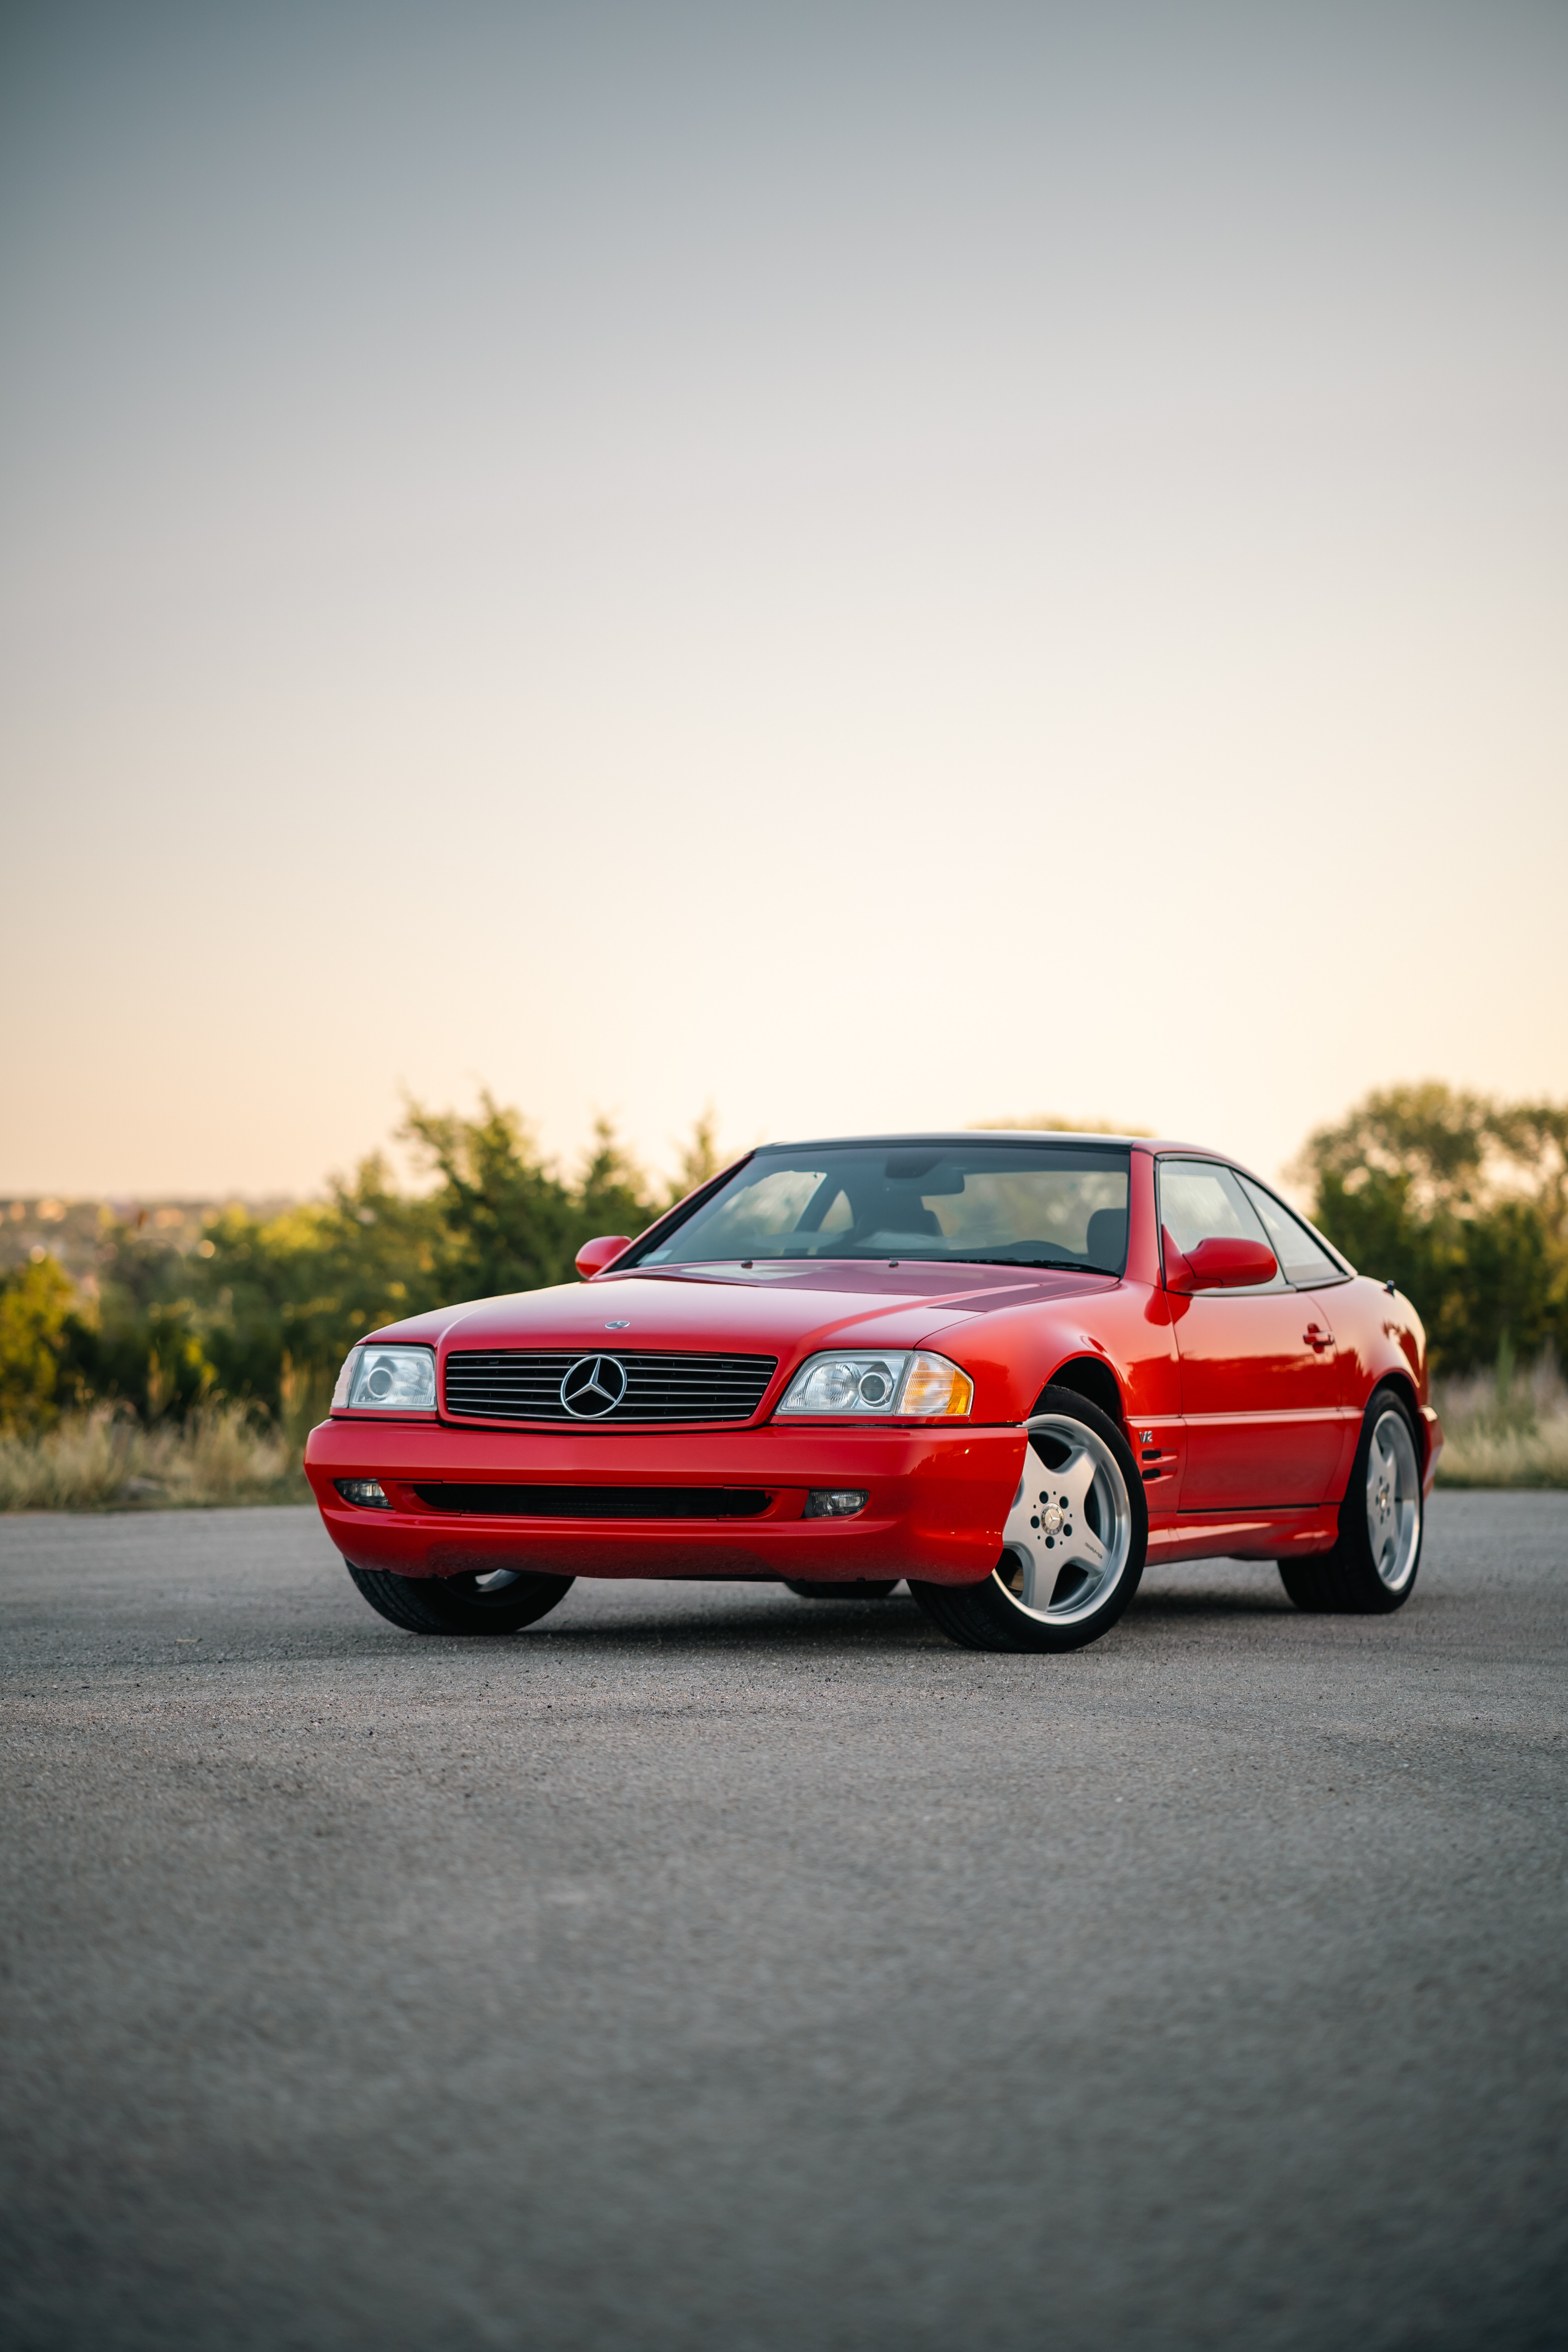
[1303,1325,1334,1351]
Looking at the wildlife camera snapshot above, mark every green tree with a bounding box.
[24,1096,729,1429]
[64,1218,217,1422]
[398,1093,692,1297]
[194,1154,448,1413]
[577,1117,661,1244]
[662,1107,727,1209]
[0,1256,85,1432]
[1291,1083,1568,1372]
[401,1094,595,1299]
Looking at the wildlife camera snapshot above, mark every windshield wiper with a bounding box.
[945,1254,1121,1276]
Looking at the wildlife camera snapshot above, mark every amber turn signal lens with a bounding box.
[900,1354,974,1417]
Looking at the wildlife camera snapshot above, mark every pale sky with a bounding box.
[3,0,1565,1201]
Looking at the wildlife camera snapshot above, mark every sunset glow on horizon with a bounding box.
[3,2,1564,1202]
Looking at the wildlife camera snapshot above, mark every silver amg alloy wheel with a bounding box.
[1365,1404,1421,1593]
[908,1385,1148,1653]
[997,1411,1137,1625]
[1278,1383,1425,1615]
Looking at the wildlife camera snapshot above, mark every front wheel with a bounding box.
[346,1561,574,1635]
[1279,1387,1424,1615]
[909,1387,1147,1653]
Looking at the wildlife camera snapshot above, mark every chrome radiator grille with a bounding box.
[442,1349,779,1425]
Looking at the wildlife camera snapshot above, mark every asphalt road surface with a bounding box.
[2,1496,1564,2352]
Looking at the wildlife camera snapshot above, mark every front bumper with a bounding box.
[304,1417,1027,1586]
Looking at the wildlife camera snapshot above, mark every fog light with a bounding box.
[803,1488,869,1518]
[335,1478,391,1510]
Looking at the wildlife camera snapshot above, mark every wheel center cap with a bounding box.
[1042,1506,1063,1535]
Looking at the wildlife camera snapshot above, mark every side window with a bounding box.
[1236,1176,1345,1287]
[1157,1159,1287,1291]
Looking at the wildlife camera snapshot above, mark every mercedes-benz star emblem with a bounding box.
[560,1355,629,1417]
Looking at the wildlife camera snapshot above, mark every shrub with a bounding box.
[0,1257,85,1431]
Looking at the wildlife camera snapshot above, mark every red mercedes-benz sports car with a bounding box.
[305,1132,1441,1652]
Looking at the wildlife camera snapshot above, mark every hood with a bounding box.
[371,1260,1117,1362]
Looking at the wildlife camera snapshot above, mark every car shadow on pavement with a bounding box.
[505,1573,1306,1654]
[1128,1573,1295,1617]
[532,1595,938,1650]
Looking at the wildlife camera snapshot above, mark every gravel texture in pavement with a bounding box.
[2,1495,1564,2351]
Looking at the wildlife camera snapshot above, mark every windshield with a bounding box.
[632,1142,1131,1273]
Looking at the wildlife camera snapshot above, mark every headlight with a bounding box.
[332,1345,437,1412]
[776,1349,973,1418]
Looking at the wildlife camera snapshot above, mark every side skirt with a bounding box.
[1146,1506,1339,1566]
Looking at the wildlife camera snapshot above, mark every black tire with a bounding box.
[1278,1385,1425,1616]
[783,1579,901,1599]
[346,1561,574,1636]
[1277,1556,1333,1611]
[908,1385,1147,1653]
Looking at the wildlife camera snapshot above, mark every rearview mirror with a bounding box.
[1164,1233,1278,1292]
[575,1235,632,1281]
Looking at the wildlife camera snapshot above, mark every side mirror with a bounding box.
[575,1235,632,1281]
[1164,1232,1278,1292]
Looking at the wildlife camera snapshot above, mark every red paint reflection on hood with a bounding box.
[372,1261,1118,1357]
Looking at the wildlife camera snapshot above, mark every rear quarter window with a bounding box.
[1236,1175,1348,1287]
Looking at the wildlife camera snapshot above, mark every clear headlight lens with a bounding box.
[332,1345,437,1412]
[777,1349,973,1418]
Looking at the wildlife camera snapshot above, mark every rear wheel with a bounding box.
[909,1387,1146,1653]
[1279,1387,1424,1615]
[346,1561,574,1635]
[783,1579,901,1599]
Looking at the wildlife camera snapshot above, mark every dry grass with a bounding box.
[0,1405,309,1512]
[1433,1351,1568,1488]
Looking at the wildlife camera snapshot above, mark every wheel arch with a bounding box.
[1033,1353,1125,1429]
[1365,1367,1428,1466]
